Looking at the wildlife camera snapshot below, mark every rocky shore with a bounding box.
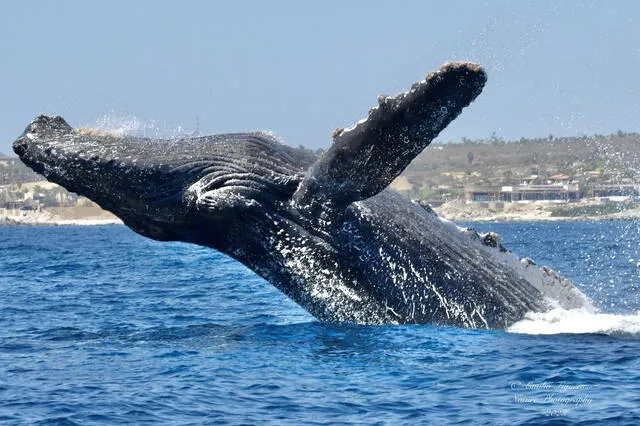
[0,206,122,226]
[434,200,640,222]
[2,201,639,227]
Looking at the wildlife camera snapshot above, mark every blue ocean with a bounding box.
[1,221,639,425]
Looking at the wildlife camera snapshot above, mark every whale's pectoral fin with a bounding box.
[293,62,486,211]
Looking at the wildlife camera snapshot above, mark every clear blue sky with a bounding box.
[1,0,639,154]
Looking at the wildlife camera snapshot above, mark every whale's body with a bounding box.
[12,63,590,328]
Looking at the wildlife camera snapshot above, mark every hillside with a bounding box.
[393,132,640,201]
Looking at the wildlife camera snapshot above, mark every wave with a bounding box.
[508,307,640,336]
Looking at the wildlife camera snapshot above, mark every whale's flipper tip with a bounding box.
[293,61,486,212]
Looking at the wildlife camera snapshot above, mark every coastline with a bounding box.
[0,206,123,226]
[1,202,639,227]
[434,200,640,223]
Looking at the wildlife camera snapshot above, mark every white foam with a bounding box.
[508,307,640,336]
[82,114,188,139]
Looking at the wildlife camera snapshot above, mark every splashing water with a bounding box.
[509,307,640,336]
[80,113,191,139]
[469,220,640,337]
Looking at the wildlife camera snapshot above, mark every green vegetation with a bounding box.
[550,203,638,217]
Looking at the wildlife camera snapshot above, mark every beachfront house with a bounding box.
[465,174,581,204]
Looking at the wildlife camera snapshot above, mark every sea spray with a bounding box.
[81,113,191,139]
[508,306,640,336]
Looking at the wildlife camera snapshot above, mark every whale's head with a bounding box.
[13,115,315,248]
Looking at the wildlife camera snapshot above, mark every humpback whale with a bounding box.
[12,62,590,329]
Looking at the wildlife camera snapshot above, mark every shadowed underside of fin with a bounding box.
[293,62,487,212]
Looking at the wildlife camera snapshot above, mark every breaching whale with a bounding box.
[12,62,590,329]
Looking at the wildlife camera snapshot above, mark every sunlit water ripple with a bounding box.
[1,221,639,424]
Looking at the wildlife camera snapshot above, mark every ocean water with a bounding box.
[1,221,639,425]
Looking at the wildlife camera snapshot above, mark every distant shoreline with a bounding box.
[0,207,123,227]
[0,217,123,226]
[445,215,640,223]
[2,203,639,227]
[433,200,640,223]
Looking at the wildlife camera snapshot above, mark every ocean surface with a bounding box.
[1,221,639,425]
